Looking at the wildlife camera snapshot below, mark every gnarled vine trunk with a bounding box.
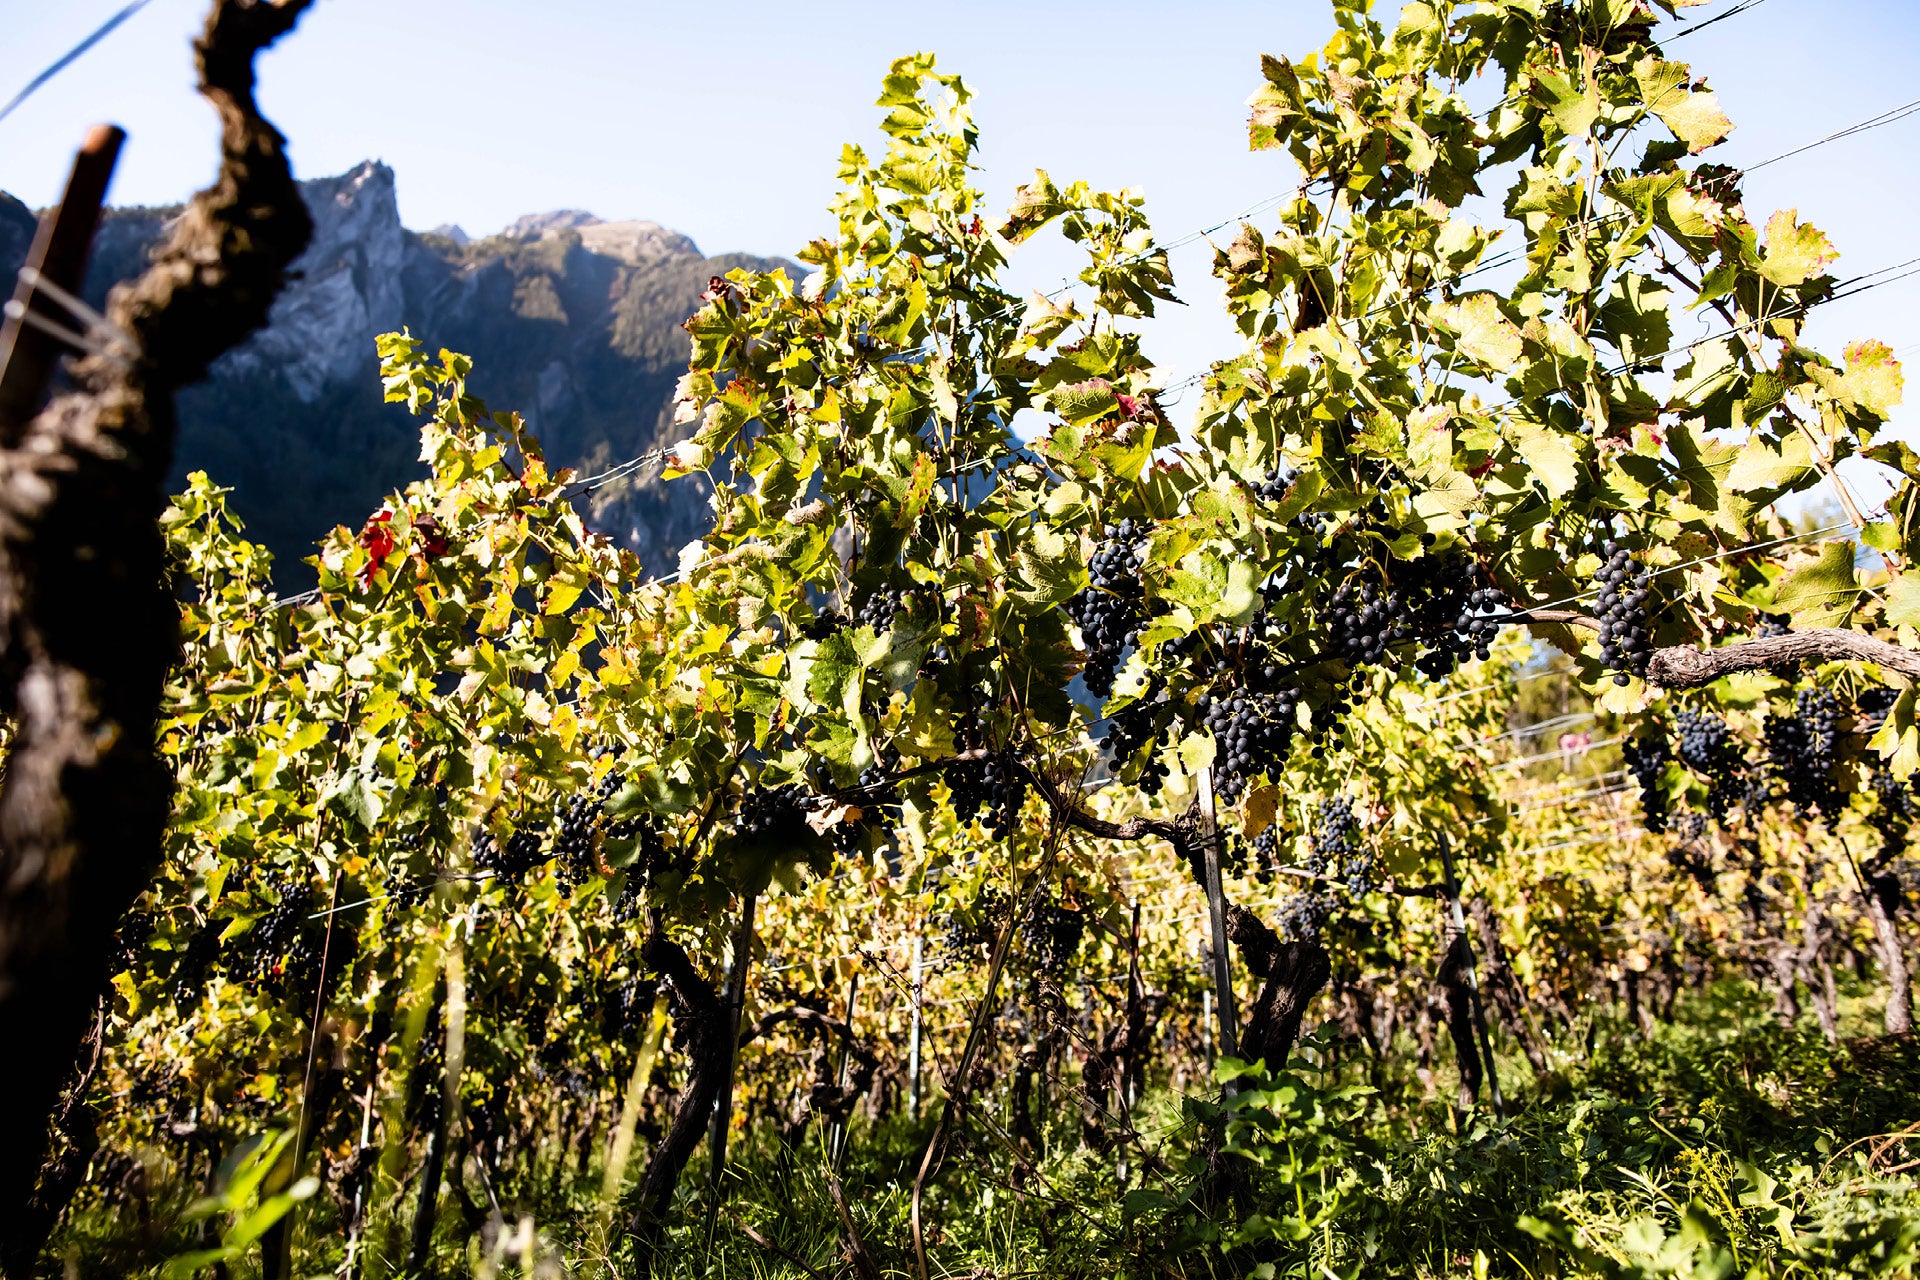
[1798,900,1840,1043]
[0,3,313,1269]
[628,928,730,1251]
[1467,897,1550,1075]
[738,1003,876,1157]
[1226,905,1330,1071]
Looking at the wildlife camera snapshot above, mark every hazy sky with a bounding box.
[4,0,1917,495]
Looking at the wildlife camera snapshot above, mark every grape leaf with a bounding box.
[1633,57,1733,154]
[1757,210,1838,288]
[1433,295,1523,371]
[1771,539,1859,628]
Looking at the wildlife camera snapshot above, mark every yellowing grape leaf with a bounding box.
[1529,66,1599,138]
[1434,295,1523,371]
[1758,210,1838,288]
[1884,575,1920,628]
[1809,339,1906,419]
[1509,419,1582,499]
[1725,430,1816,493]
[1244,784,1279,837]
[1633,57,1733,154]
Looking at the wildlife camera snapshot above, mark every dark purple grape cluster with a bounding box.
[1675,710,1733,772]
[803,607,847,640]
[934,887,1008,967]
[473,824,546,886]
[1766,687,1843,818]
[1067,519,1148,698]
[1253,468,1293,502]
[1675,709,1747,820]
[1251,826,1281,882]
[1306,685,1352,752]
[944,764,988,828]
[977,753,1027,840]
[817,750,904,857]
[1252,470,1331,552]
[947,709,994,818]
[1315,553,1505,682]
[111,910,154,976]
[862,749,903,805]
[1105,675,1173,793]
[387,877,435,910]
[1343,849,1377,897]
[1390,553,1506,678]
[1622,727,1672,834]
[286,915,360,1013]
[234,877,314,987]
[736,783,809,843]
[1259,798,1367,936]
[1322,579,1399,666]
[1737,772,1776,816]
[1858,686,1899,728]
[170,919,224,1009]
[1275,889,1335,942]
[1218,830,1250,878]
[608,812,669,921]
[854,583,903,634]
[1198,689,1299,804]
[554,774,621,890]
[1454,586,1507,663]
[600,975,656,1041]
[945,706,1027,839]
[610,874,646,924]
[1022,897,1087,976]
[1310,796,1369,889]
[1271,800,1366,941]
[948,751,1026,838]
[1757,612,1792,638]
[1592,541,1652,686]
[1870,765,1917,861]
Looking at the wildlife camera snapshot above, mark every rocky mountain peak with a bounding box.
[577,220,702,265]
[219,158,405,402]
[501,209,603,239]
[492,209,701,265]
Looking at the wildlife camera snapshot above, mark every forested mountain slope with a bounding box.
[0,161,788,579]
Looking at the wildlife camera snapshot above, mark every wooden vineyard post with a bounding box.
[1438,835,1503,1117]
[1197,765,1239,1082]
[828,972,859,1170]
[1201,989,1214,1068]
[0,124,123,432]
[908,933,924,1120]
[1124,898,1142,1111]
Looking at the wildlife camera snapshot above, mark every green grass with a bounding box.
[48,981,1920,1279]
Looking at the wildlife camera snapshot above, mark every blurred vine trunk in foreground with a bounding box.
[0,1,313,1270]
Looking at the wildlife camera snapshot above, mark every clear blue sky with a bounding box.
[4,0,1917,492]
